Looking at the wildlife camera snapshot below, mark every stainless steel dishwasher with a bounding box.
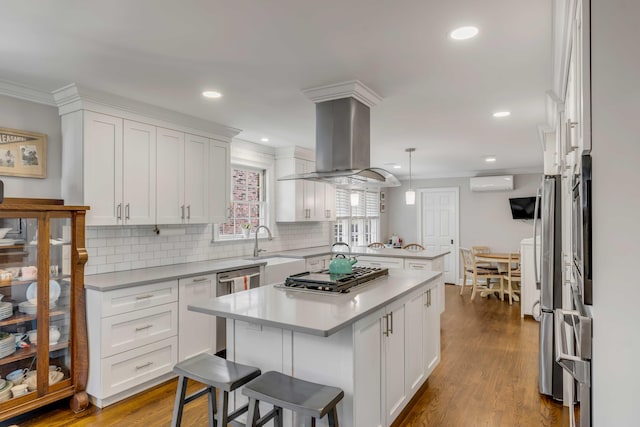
[216,266,261,352]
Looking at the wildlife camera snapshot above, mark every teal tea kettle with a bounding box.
[329,242,357,274]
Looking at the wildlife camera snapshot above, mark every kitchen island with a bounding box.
[189,268,442,427]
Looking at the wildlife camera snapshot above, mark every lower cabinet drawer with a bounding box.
[405,259,434,270]
[357,256,404,269]
[101,281,178,317]
[101,303,178,357]
[101,336,177,397]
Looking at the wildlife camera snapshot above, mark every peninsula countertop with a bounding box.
[274,245,450,260]
[188,268,441,337]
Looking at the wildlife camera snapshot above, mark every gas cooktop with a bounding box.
[283,267,389,293]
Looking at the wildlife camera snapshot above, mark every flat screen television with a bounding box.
[509,196,540,220]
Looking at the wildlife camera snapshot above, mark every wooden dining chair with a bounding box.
[460,248,503,300]
[402,243,425,251]
[471,246,498,271]
[368,242,386,249]
[501,252,521,305]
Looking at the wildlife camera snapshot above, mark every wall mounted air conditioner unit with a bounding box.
[469,175,514,192]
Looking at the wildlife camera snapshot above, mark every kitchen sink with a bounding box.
[244,257,305,285]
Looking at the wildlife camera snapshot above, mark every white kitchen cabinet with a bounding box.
[405,257,445,314]
[178,274,216,361]
[209,139,231,224]
[384,297,406,423]
[356,256,404,270]
[352,281,439,427]
[80,113,157,225]
[405,288,425,396]
[122,120,157,225]
[323,183,336,221]
[275,147,333,222]
[423,286,440,377]
[82,111,123,225]
[156,127,185,224]
[157,129,210,224]
[183,134,209,223]
[86,280,179,407]
[353,308,386,427]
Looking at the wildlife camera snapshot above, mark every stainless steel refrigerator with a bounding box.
[534,175,564,401]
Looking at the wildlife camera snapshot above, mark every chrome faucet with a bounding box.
[253,225,273,257]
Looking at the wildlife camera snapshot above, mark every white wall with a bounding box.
[385,173,542,252]
[591,1,640,423]
[0,94,62,198]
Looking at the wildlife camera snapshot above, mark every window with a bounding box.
[217,166,266,239]
[334,189,380,246]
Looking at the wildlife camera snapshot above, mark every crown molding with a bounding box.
[52,83,242,139]
[302,80,383,107]
[0,79,56,106]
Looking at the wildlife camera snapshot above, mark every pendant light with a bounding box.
[405,148,416,205]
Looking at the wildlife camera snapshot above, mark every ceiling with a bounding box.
[0,0,551,179]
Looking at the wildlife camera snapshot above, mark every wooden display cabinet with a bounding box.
[0,198,89,421]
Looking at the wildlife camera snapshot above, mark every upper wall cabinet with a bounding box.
[75,112,156,226]
[275,147,335,222]
[209,140,231,224]
[56,84,239,226]
[156,130,216,224]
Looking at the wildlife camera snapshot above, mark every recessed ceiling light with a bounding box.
[202,90,222,99]
[393,165,402,169]
[485,156,497,163]
[493,111,511,118]
[260,137,269,142]
[450,26,479,40]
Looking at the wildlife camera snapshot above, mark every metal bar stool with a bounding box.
[171,353,261,427]
[242,371,344,427]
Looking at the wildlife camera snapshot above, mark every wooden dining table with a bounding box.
[473,252,520,300]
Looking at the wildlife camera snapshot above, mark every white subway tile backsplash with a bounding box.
[84,222,332,275]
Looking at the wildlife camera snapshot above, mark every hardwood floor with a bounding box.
[7,284,569,427]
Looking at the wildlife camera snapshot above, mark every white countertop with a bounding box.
[188,269,441,337]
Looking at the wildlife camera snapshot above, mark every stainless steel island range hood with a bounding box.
[279,81,400,189]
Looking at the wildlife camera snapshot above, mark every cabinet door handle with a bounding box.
[383,314,389,336]
[135,361,153,370]
[412,264,425,269]
[135,324,153,332]
[389,311,394,334]
[136,294,154,300]
[192,277,208,282]
[187,205,191,219]
[429,289,432,307]
[181,205,185,220]
[116,203,122,220]
[125,203,130,220]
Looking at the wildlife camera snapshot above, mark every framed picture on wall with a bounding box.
[0,127,47,178]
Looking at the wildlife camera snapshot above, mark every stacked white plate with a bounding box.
[0,332,16,359]
[18,300,56,315]
[0,302,12,321]
[0,380,13,402]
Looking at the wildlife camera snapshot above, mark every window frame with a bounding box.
[334,188,381,247]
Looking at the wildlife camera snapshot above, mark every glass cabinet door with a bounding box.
[48,215,71,392]
[0,213,73,402]
[0,216,40,401]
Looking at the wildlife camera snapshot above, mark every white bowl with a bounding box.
[0,228,11,239]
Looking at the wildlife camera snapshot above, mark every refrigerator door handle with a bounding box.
[533,186,541,289]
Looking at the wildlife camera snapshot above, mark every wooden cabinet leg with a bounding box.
[70,390,90,413]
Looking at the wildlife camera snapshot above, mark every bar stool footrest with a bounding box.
[183,387,211,405]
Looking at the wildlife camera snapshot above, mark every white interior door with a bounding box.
[418,188,459,284]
